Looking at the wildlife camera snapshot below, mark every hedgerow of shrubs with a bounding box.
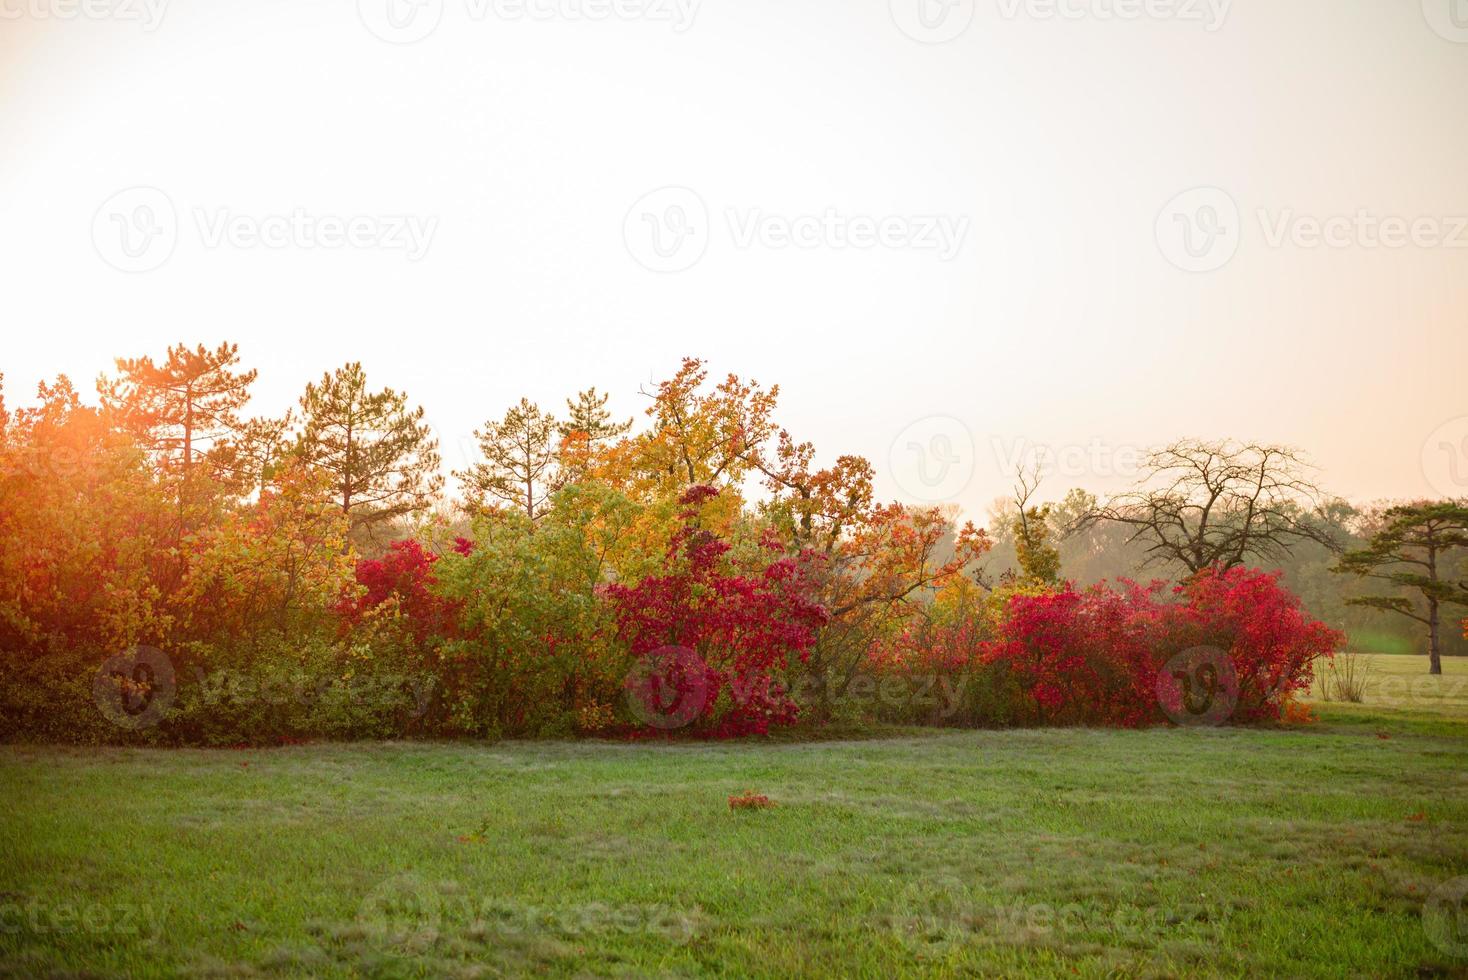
[0,355,1344,744]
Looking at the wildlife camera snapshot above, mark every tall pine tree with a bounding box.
[1335,501,1468,674]
[296,362,442,541]
[457,398,560,522]
[99,342,256,535]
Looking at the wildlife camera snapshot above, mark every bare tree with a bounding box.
[1076,439,1340,574]
[1000,466,1061,585]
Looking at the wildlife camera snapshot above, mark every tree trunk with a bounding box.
[1427,540,1443,676]
[1428,597,1442,675]
[342,420,354,520]
[180,396,194,541]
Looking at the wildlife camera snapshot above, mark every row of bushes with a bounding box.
[3,487,1340,744]
[0,354,1344,744]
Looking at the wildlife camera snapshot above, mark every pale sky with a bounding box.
[3,0,1467,522]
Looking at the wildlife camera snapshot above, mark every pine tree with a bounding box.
[296,362,442,539]
[560,387,632,446]
[211,411,297,499]
[1335,501,1468,674]
[99,342,256,533]
[457,398,561,522]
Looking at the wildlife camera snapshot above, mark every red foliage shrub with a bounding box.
[983,567,1342,727]
[601,486,828,738]
[983,581,1164,727]
[336,539,459,647]
[1169,566,1343,722]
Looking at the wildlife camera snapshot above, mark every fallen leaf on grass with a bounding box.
[729,792,776,811]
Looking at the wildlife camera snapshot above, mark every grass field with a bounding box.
[3,655,1467,978]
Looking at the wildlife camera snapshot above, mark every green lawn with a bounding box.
[3,656,1467,978]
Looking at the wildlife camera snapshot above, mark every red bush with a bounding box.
[1170,566,1342,722]
[983,567,1342,727]
[983,581,1165,727]
[601,486,828,738]
[336,539,459,646]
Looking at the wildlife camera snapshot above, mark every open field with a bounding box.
[1310,652,1468,736]
[2,655,1466,978]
